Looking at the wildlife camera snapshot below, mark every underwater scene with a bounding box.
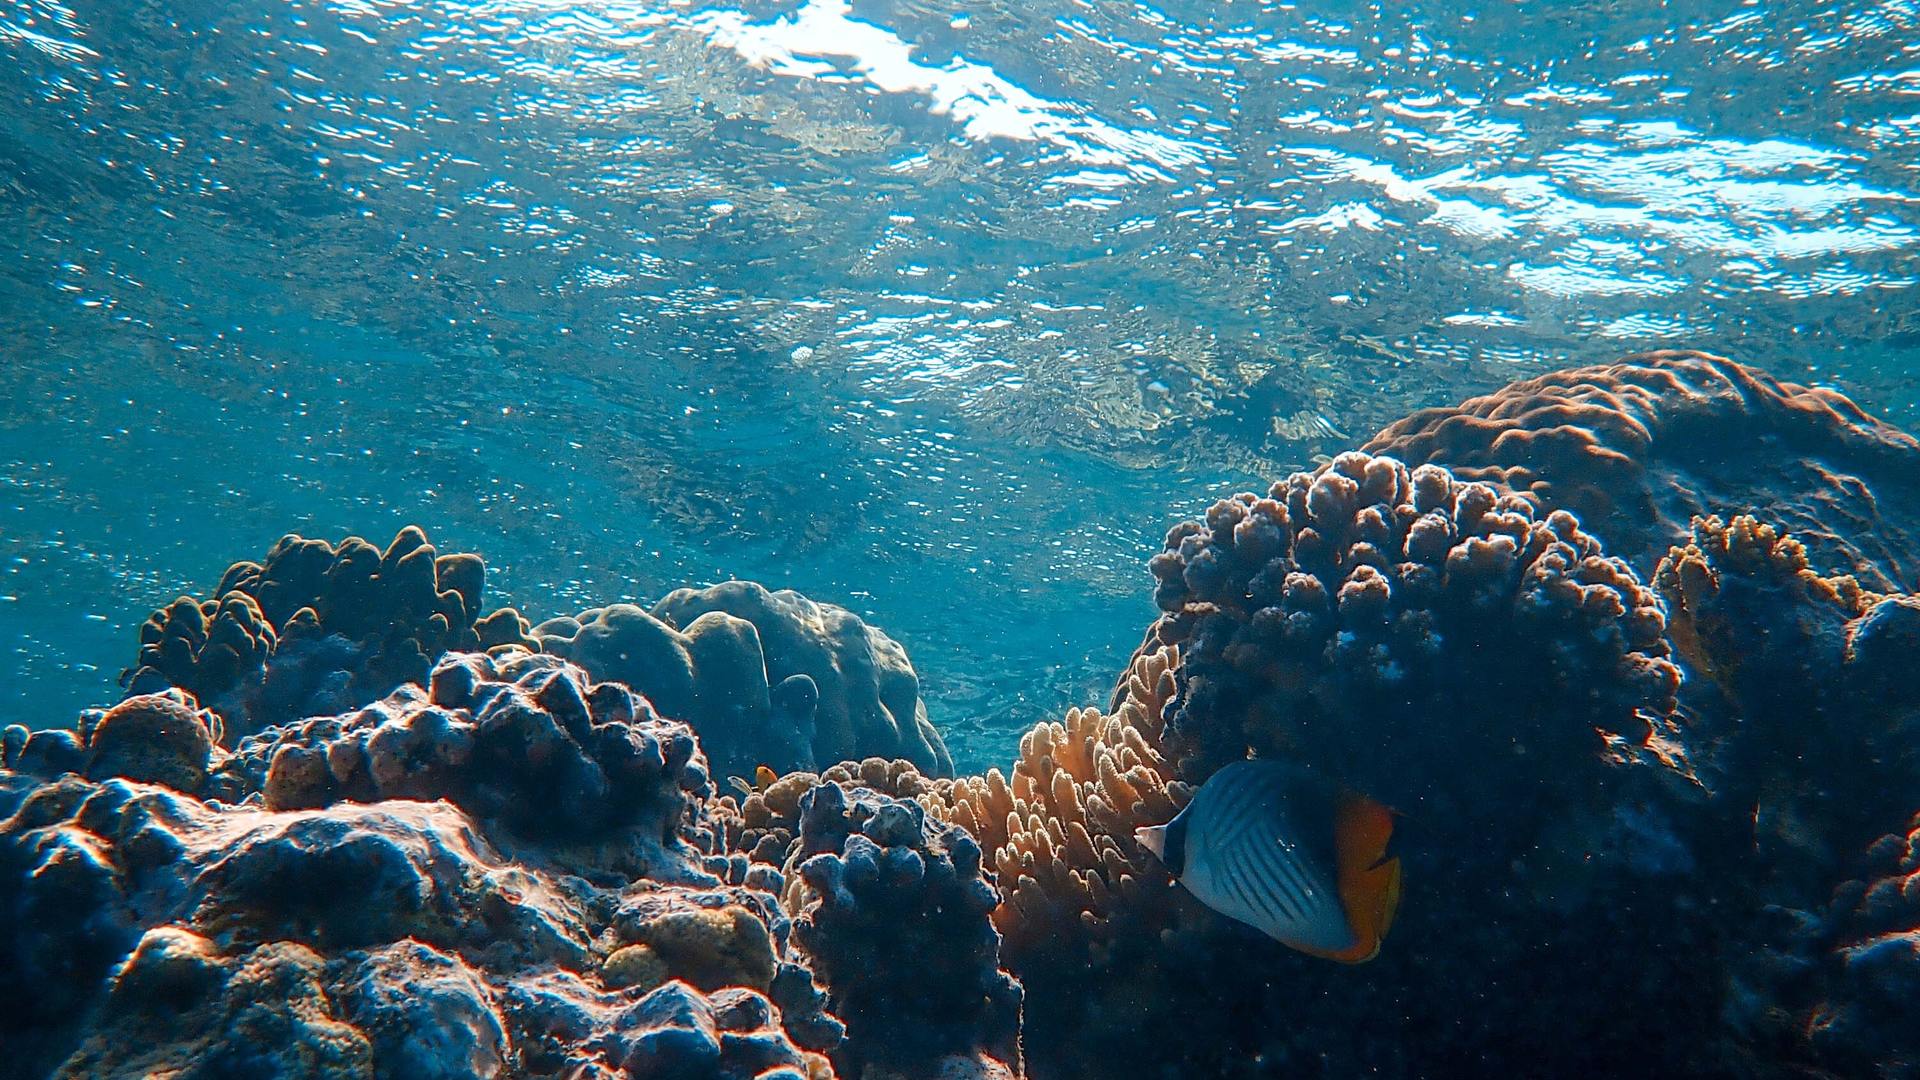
[3,0,1920,1075]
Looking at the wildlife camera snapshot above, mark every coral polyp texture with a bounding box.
[1,652,845,1080]
[939,645,1191,962]
[1364,350,1920,590]
[120,527,532,742]
[1142,450,1682,821]
[17,352,1920,1079]
[787,781,1022,1079]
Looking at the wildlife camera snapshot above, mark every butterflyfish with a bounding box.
[1135,759,1402,964]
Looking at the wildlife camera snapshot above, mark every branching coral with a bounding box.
[1141,450,1682,824]
[786,781,1021,1079]
[120,527,534,741]
[1364,350,1920,589]
[537,581,951,781]
[934,645,1190,963]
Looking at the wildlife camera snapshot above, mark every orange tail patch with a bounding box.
[1328,792,1402,964]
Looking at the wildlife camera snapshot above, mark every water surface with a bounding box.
[4,0,1918,767]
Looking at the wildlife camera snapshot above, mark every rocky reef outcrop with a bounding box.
[2,652,846,1080]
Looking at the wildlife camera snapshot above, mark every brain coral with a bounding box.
[1141,449,1682,823]
[1364,350,1920,590]
[121,527,533,741]
[535,581,952,781]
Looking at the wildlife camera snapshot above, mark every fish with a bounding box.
[1135,759,1402,964]
[727,764,781,798]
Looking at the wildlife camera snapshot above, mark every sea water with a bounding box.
[3,0,1917,769]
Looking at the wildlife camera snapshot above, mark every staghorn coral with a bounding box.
[787,781,1022,1080]
[1364,350,1920,590]
[120,527,535,742]
[536,582,951,781]
[1141,450,1682,823]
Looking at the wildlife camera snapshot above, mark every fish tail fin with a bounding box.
[1330,791,1402,964]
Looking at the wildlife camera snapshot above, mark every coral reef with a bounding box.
[201,651,710,871]
[1654,514,1920,843]
[119,527,533,742]
[1652,514,1920,1077]
[787,781,1022,1079]
[1799,814,1920,1077]
[535,581,952,781]
[1364,350,1920,590]
[942,455,1716,1079]
[5,689,222,794]
[14,351,1920,1079]
[0,653,844,1080]
[937,646,1190,964]
[1140,450,1683,822]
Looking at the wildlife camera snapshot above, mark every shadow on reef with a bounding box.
[5,350,1920,1079]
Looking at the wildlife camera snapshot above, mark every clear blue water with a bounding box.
[3,0,1918,770]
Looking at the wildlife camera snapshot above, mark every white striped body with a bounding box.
[1145,760,1358,956]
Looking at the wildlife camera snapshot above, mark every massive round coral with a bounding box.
[1364,350,1920,590]
[535,582,952,781]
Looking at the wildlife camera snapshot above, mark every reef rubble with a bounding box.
[6,350,1920,1079]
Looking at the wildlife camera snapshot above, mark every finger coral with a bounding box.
[536,581,951,782]
[1142,450,1682,822]
[121,527,535,742]
[786,780,1022,1080]
[1364,350,1920,589]
[937,645,1191,962]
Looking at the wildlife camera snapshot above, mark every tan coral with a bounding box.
[708,647,1193,964]
[625,904,778,992]
[930,645,1191,957]
[1655,513,1881,691]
